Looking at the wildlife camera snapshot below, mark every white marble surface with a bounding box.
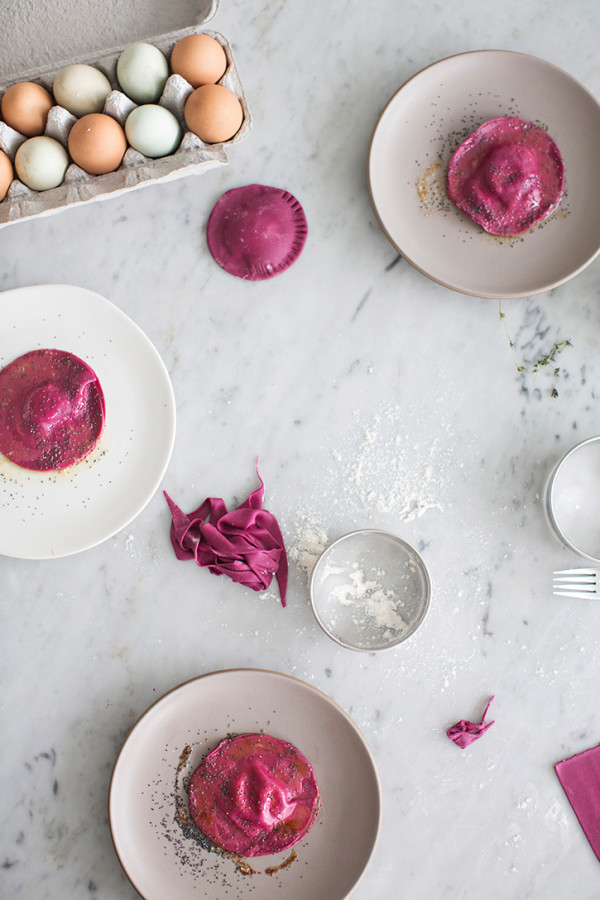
[2,1,600,897]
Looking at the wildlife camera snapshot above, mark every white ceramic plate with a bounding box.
[0,284,175,558]
[109,669,382,900]
[368,50,600,298]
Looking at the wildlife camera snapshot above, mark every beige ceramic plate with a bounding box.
[368,50,600,298]
[109,669,382,900]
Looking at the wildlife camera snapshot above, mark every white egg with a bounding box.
[15,136,69,191]
[125,105,182,158]
[117,43,169,104]
[53,64,112,117]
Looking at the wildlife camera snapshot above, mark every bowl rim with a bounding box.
[546,434,600,562]
[309,528,431,652]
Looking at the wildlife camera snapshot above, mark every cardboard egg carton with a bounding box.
[0,23,251,227]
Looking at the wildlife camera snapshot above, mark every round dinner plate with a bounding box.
[109,669,382,900]
[368,50,600,298]
[0,284,175,558]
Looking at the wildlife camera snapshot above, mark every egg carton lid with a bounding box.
[1,0,218,84]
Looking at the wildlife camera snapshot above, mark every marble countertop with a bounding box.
[2,1,600,897]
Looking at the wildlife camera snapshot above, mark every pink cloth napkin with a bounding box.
[164,469,288,607]
[446,696,495,748]
[556,744,600,861]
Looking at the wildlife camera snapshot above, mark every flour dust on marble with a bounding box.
[284,401,448,586]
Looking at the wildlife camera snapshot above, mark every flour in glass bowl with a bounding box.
[327,563,408,635]
[310,531,430,651]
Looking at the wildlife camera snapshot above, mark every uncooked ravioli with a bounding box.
[447,116,564,235]
[0,348,105,471]
[188,732,320,857]
[206,184,308,280]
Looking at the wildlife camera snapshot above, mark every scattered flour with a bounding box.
[330,406,445,521]
[287,518,329,581]
[283,403,448,591]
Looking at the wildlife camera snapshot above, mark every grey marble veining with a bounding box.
[2,0,600,897]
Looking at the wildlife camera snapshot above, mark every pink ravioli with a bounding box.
[188,733,321,857]
[206,184,307,280]
[447,116,564,235]
[0,348,105,471]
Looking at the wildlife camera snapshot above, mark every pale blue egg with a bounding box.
[117,43,169,104]
[125,105,182,159]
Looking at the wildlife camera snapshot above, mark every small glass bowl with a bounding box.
[309,529,430,652]
[546,436,600,562]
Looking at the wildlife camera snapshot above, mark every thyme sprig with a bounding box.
[499,302,572,397]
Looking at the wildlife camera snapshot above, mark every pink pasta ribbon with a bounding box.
[164,469,288,607]
[446,696,495,748]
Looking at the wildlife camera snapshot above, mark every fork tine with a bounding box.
[553,575,596,585]
[553,568,598,576]
[553,589,599,600]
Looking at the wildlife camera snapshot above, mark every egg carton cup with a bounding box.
[0,25,251,228]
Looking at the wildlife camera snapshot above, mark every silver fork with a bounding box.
[553,568,599,599]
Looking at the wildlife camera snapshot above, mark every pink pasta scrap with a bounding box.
[446,696,495,748]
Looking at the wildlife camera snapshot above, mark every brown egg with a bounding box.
[1,82,53,137]
[170,34,227,87]
[68,113,127,175]
[184,84,243,144]
[0,149,13,200]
